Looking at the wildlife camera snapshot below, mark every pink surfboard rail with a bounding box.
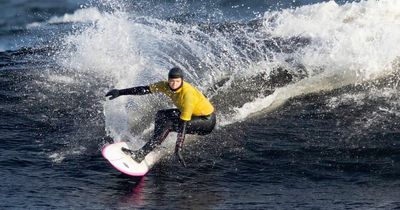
[102,142,149,176]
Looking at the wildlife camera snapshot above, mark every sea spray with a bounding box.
[54,0,400,140]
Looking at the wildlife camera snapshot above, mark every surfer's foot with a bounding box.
[121,147,145,162]
[121,147,134,155]
[132,150,146,162]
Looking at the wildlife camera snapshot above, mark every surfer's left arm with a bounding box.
[175,119,187,167]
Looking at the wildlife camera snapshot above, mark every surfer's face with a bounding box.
[168,78,182,90]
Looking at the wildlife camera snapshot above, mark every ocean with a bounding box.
[1,0,400,209]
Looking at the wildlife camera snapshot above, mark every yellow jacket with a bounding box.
[149,81,214,121]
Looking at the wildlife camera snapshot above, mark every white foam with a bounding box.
[327,93,366,110]
[49,153,65,163]
[49,146,87,163]
[266,0,400,79]
[27,7,103,28]
[56,11,166,143]
[49,7,103,24]
[26,22,42,29]
[227,0,400,123]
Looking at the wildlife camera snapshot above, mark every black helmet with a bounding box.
[168,67,184,79]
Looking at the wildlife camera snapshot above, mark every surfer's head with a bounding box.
[168,67,183,91]
[168,67,184,79]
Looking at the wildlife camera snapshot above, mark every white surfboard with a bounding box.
[102,141,165,176]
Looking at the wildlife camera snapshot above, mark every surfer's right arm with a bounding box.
[105,86,151,100]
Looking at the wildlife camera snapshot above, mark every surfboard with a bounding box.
[102,141,164,176]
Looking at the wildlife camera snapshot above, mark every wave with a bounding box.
[229,0,400,123]
[51,0,400,141]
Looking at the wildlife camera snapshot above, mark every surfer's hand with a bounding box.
[175,147,187,167]
[105,89,120,100]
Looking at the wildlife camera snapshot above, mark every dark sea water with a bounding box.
[1,0,400,209]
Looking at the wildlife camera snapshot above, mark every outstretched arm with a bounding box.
[105,86,151,100]
[175,119,187,167]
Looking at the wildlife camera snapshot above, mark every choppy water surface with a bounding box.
[1,0,400,209]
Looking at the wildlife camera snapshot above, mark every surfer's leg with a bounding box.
[185,113,216,135]
[150,109,180,146]
[131,109,180,162]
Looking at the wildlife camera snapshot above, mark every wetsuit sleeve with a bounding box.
[118,86,151,95]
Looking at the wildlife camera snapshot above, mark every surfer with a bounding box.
[105,67,216,167]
